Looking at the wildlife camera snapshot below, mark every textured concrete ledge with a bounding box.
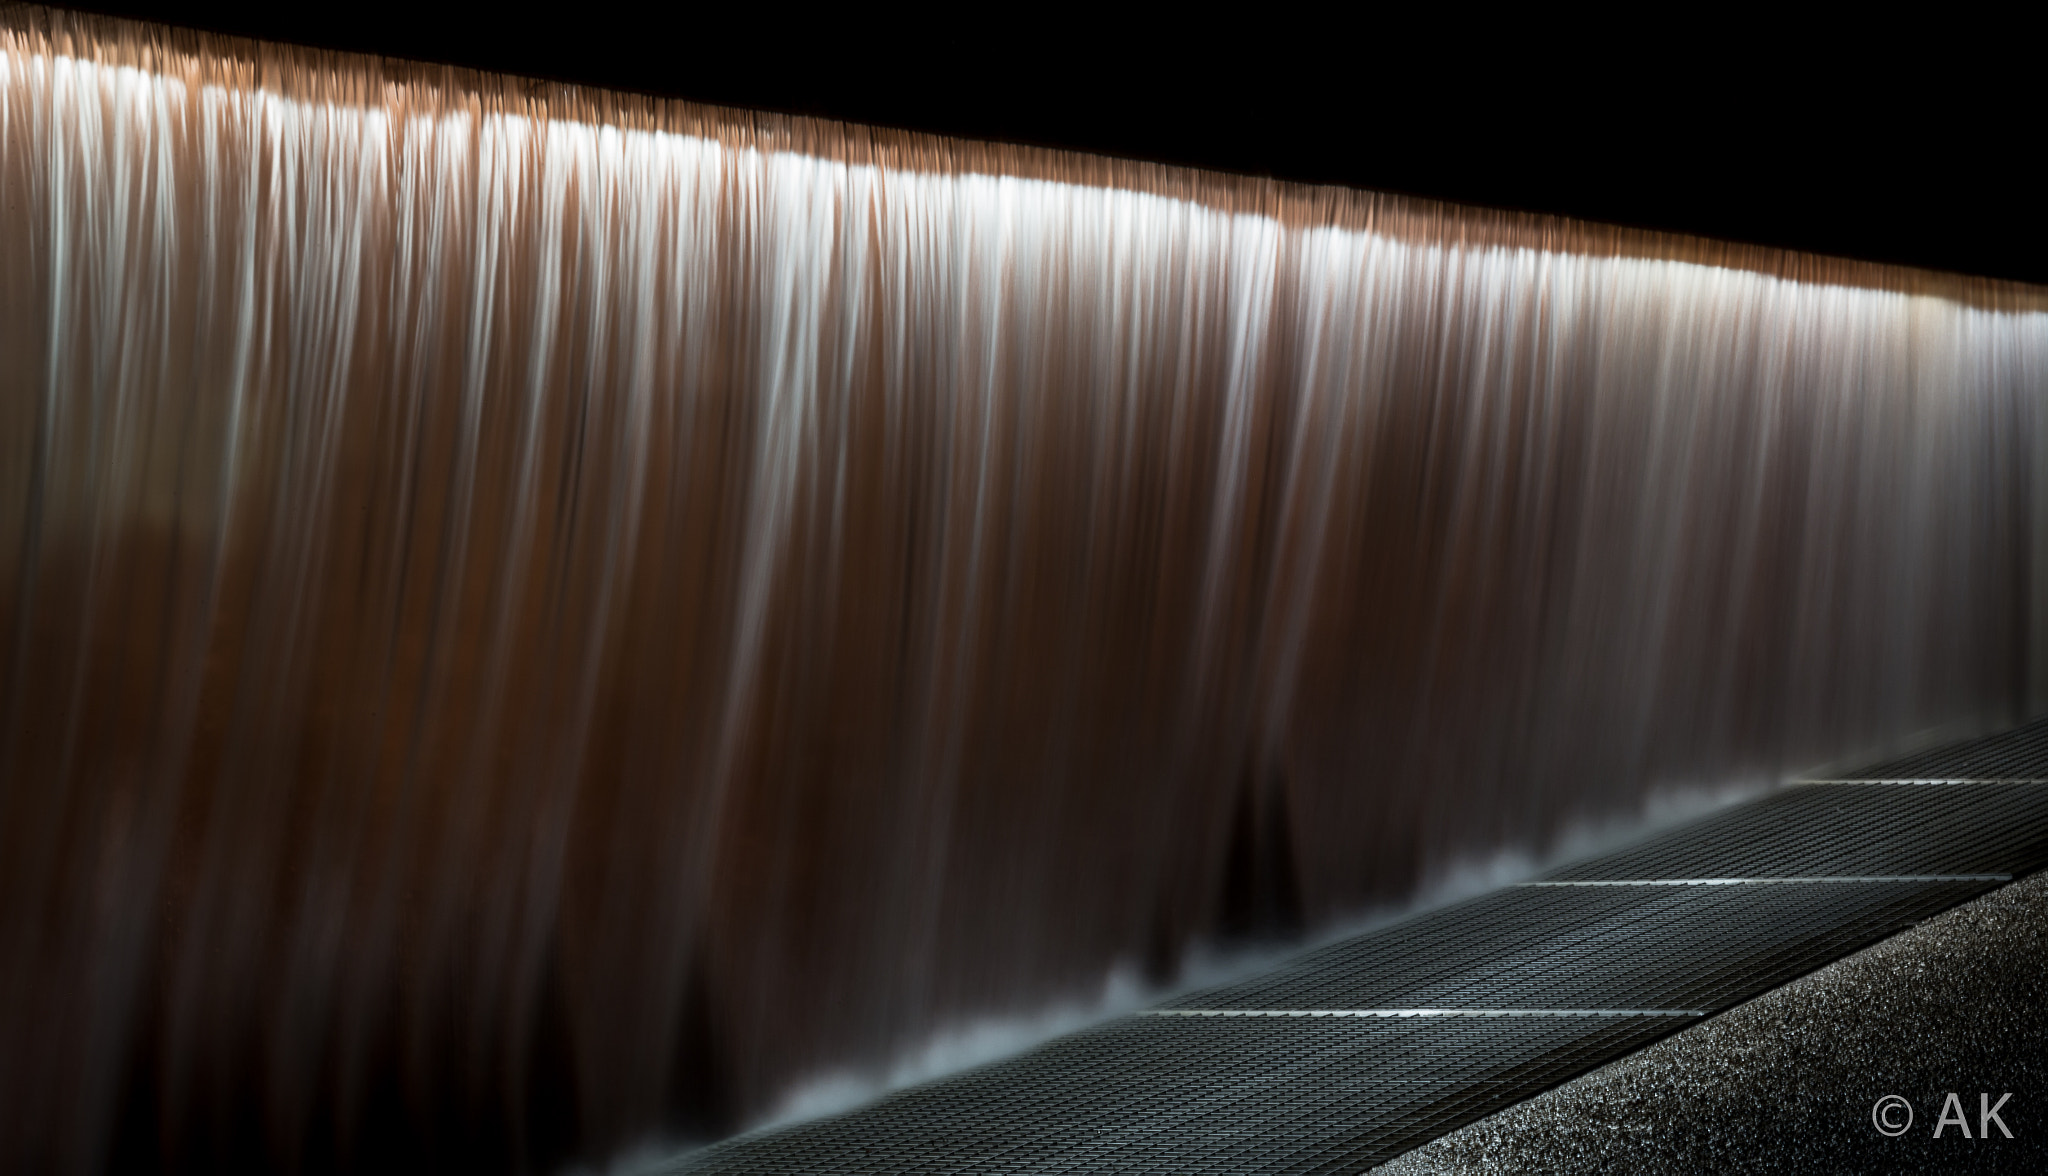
[1378,870,2048,1174]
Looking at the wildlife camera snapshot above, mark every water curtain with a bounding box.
[3,7,2045,1171]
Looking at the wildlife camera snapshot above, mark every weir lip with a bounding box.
[7,5,2048,309]
[673,718,2048,1173]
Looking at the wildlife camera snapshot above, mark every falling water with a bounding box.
[3,8,2046,1173]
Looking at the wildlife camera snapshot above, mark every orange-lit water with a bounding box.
[3,9,2046,1172]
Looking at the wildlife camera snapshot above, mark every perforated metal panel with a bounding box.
[672,725,2048,1175]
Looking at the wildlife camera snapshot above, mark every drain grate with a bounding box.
[674,723,2048,1174]
[1540,782,2048,881]
[1840,715,2048,780]
[1153,880,1988,1014]
[685,1016,1685,1174]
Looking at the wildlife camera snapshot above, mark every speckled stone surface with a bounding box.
[1376,870,2048,1174]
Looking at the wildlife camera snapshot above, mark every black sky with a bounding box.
[53,3,2046,287]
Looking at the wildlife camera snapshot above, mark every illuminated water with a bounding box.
[3,8,2045,1172]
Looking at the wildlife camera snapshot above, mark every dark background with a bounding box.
[51,4,2044,285]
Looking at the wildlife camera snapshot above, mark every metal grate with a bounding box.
[1154,880,1990,1014]
[1539,782,2048,881]
[685,1016,1685,1174]
[671,723,2048,1175]
[1838,715,2048,779]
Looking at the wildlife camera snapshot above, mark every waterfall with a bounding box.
[3,8,2045,1172]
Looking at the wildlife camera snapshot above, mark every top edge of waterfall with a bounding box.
[5,1,2045,313]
